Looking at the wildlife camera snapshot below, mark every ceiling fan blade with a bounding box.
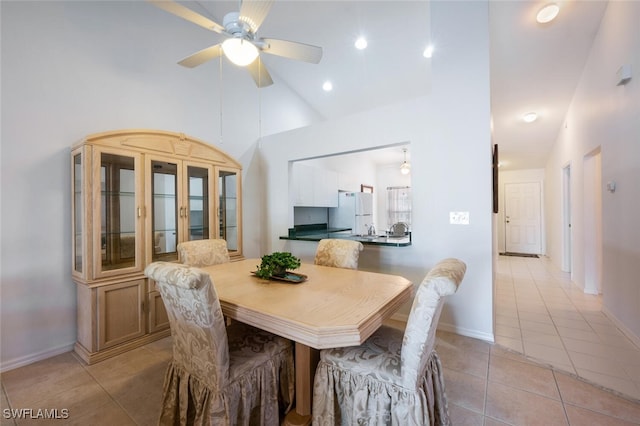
[239,0,274,33]
[147,0,225,33]
[262,38,322,64]
[246,57,274,88]
[178,45,223,68]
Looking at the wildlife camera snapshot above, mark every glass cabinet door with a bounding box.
[217,168,241,255]
[97,152,140,275]
[186,165,210,241]
[151,160,179,262]
[72,151,83,275]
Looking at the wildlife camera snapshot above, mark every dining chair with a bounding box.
[314,239,364,269]
[144,262,295,426]
[312,258,467,426]
[177,238,230,267]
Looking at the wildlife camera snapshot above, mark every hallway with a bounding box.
[495,254,640,402]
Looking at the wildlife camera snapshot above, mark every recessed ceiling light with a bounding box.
[355,37,368,50]
[536,3,560,24]
[523,112,538,123]
[322,81,333,92]
[423,44,434,58]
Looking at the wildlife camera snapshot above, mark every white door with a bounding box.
[505,182,542,254]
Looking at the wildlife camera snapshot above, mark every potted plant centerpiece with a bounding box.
[255,252,302,280]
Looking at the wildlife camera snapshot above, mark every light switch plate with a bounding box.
[617,64,632,86]
[450,211,470,225]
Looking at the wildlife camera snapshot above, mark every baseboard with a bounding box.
[389,313,495,344]
[0,342,75,373]
[438,322,495,343]
[601,306,640,349]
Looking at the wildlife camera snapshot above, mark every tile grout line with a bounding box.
[551,369,572,425]
[483,344,491,423]
[74,352,141,425]
[0,381,17,426]
[526,258,580,377]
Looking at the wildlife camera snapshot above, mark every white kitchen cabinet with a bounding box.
[291,162,338,207]
[314,168,338,207]
[292,162,314,206]
[337,172,360,192]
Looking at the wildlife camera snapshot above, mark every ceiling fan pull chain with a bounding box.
[219,55,224,146]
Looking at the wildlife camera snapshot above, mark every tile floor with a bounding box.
[1,254,639,425]
[495,254,640,402]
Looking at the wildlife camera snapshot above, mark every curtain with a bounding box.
[387,186,412,230]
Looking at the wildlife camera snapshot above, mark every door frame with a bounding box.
[583,149,602,295]
[561,163,572,274]
[503,181,543,254]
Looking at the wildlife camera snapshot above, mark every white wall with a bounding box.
[0,1,319,370]
[260,1,494,340]
[544,1,640,343]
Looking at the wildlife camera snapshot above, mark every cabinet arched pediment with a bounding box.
[78,129,241,168]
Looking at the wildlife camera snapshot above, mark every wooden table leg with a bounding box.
[284,342,320,426]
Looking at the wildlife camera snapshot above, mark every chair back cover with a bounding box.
[401,258,466,389]
[314,239,364,269]
[145,261,229,390]
[177,239,230,267]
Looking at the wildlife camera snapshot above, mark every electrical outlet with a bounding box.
[450,211,470,225]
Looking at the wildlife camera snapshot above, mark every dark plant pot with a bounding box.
[272,266,287,277]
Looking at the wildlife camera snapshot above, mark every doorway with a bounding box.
[562,164,572,274]
[583,150,602,294]
[504,182,542,254]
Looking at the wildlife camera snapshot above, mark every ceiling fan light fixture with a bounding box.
[221,38,259,66]
[536,3,560,24]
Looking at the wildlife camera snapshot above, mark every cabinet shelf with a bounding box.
[153,228,177,233]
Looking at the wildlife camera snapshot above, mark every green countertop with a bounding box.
[280,224,411,247]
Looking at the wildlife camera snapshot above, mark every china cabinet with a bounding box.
[71,129,243,363]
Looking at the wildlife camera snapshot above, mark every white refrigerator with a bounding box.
[329,191,374,235]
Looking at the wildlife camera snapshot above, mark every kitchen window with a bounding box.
[387,186,411,230]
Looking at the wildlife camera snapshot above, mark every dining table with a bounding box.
[200,258,413,426]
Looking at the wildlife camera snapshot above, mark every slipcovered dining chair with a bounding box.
[314,239,364,270]
[177,238,230,267]
[312,258,467,426]
[144,262,295,426]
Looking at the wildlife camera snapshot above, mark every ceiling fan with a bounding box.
[148,0,323,87]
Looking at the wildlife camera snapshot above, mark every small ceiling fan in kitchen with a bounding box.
[148,0,323,87]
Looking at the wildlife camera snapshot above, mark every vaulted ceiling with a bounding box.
[161,1,608,170]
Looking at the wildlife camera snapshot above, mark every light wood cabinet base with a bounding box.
[73,329,171,365]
